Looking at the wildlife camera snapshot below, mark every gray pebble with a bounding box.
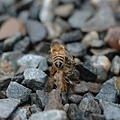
[6,81,32,102]
[14,36,31,53]
[68,10,92,29]
[69,94,82,104]
[95,77,117,102]
[29,110,67,120]
[111,55,120,75]
[17,54,48,71]
[29,104,42,114]
[0,98,20,119]
[25,20,47,44]
[66,42,86,57]
[36,90,48,108]
[60,30,82,43]
[23,68,47,90]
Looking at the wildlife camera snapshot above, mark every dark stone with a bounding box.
[6,81,32,102]
[76,62,97,82]
[25,20,47,44]
[96,77,117,102]
[29,2,40,20]
[29,104,41,114]
[68,94,82,104]
[89,113,105,120]
[14,36,31,53]
[36,90,48,108]
[0,14,10,24]
[3,32,22,51]
[23,68,47,90]
[0,98,20,119]
[60,30,82,43]
[66,42,86,57]
[2,51,23,71]
[67,103,79,120]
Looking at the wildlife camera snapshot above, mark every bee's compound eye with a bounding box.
[55,62,63,68]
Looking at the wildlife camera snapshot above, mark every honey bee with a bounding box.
[50,41,79,92]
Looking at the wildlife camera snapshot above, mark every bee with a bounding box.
[50,41,79,92]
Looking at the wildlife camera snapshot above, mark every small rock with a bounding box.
[104,27,120,50]
[114,77,120,95]
[36,90,48,108]
[68,10,92,29]
[100,101,120,120]
[45,89,63,110]
[66,42,86,57]
[74,110,88,120]
[45,17,71,39]
[78,97,101,114]
[96,77,117,102]
[85,82,101,94]
[81,6,116,32]
[11,108,27,120]
[2,51,23,71]
[90,48,117,56]
[60,30,82,43]
[23,68,47,90]
[0,0,15,8]
[0,98,20,119]
[81,31,99,47]
[0,18,26,40]
[18,11,29,23]
[55,3,74,18]
[14,36,30,53]
[111,55,120,75]
[29,104,42,114]
[90,40,105,48]
[67,103,79,120]
[74,83,88,94]
[76,62,97,82]
[29,2,40,20]
[17,54,48,71]
[35,41,50,55]
[6,81,32,102]
[29,110,67,120]
[68,94,82,103]
[3,32,22,51]
[25,20,47,44]
[39,0,59,23]
[90,55,111,72]
[89,113,105,120]
[63,104,69,112]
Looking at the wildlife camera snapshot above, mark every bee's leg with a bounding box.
[50,65,57,77]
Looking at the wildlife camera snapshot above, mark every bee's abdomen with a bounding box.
[53,55,65,68]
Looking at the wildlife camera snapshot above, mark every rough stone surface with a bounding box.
[68,94,82,104]
[78,97,101,114]
[36,90,48,108]
[6,81,32,102]
[17,54,48,71]
[66,42,86,57]
[29,110,67,120]
[96,77,117,102]
[45,89,63,110]
[0,18,26,40]
[74,83,89,94]
[0,98,20,119]
[23,68,47,90]
[25,20,47,44]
